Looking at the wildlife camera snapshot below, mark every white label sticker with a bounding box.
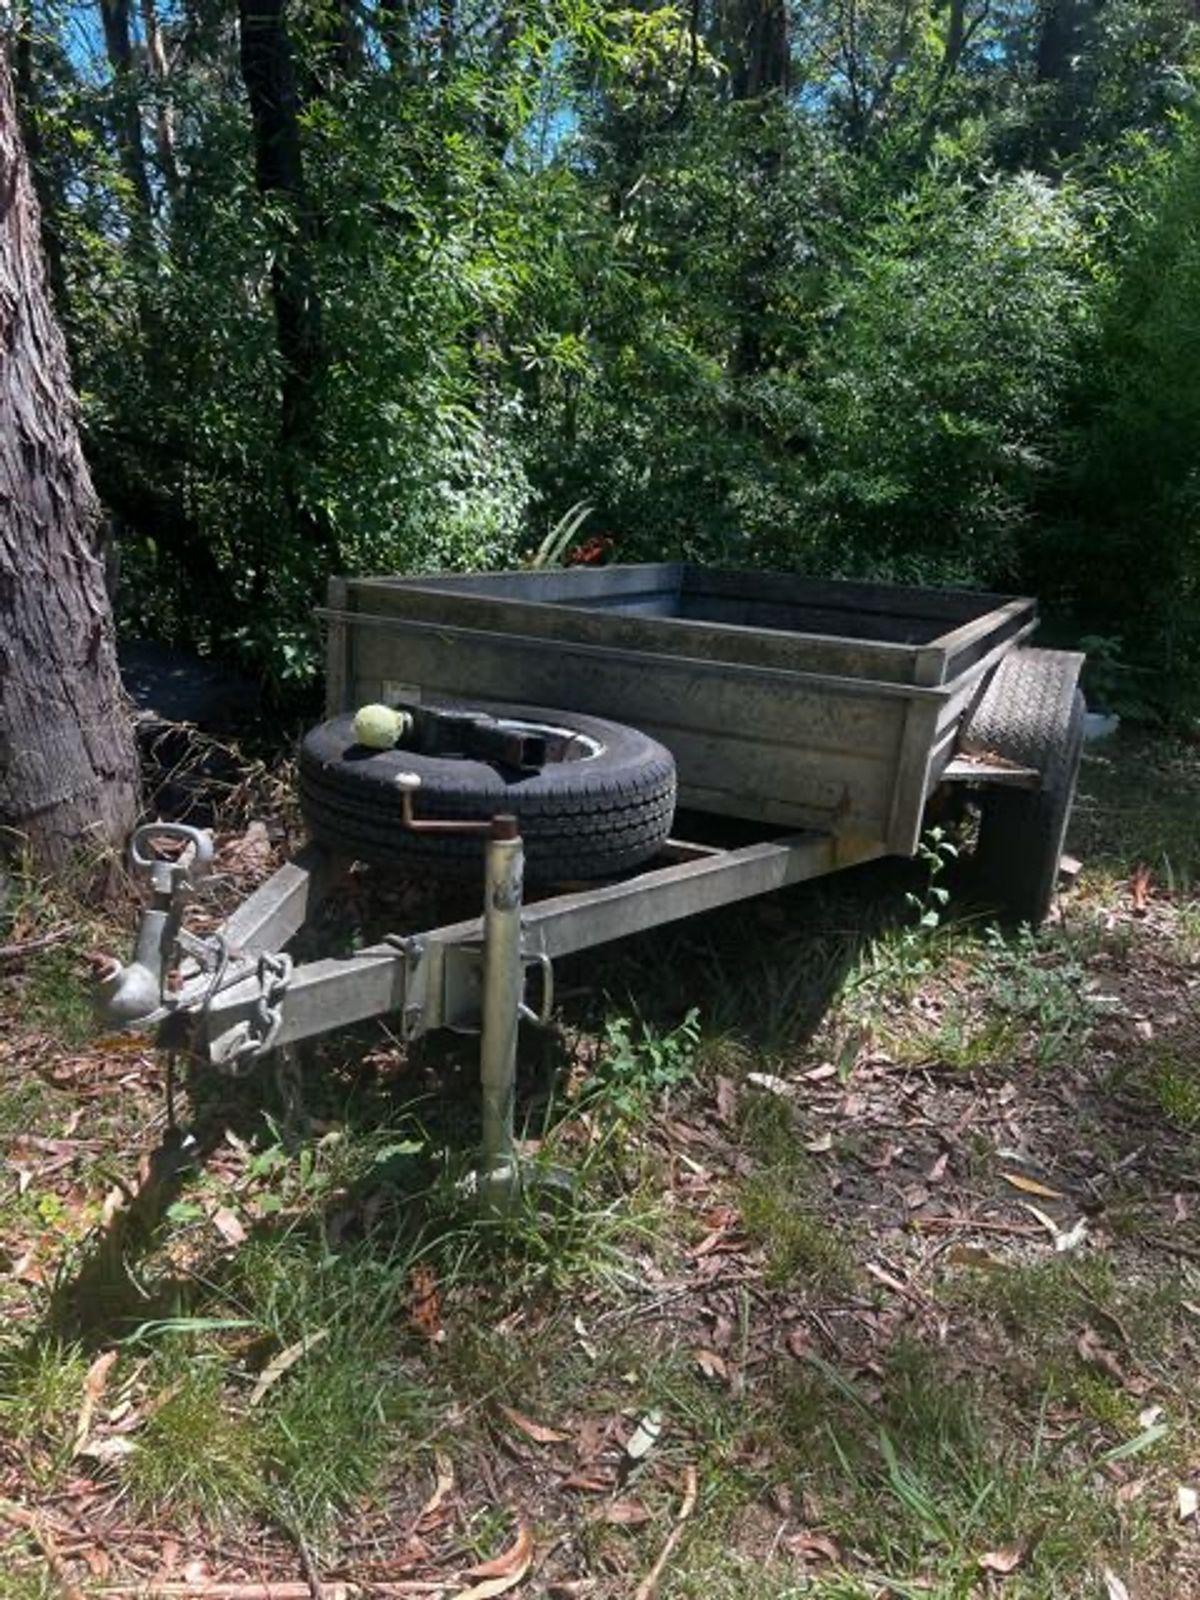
[382,681,423,706]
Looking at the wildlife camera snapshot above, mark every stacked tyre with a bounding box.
[299,701,677,884]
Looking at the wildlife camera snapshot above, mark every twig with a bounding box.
[633,1465,698,1600]
[1066,1266,1136,1349]
[96,1585,355,1599]
[365,1587,451,1597]
[1141,1234,1200,1267]
[593,1287,695,1329]
[297,1541,324,1600]
[0,926,72,965]
[273,1511,325,1600]
[910,1215,1043,1236]
[865,1260,935,1309]
[1,1133,106,1152]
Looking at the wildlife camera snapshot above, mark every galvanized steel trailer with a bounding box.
[320,564,1046,857]
[100,566,1084,1200]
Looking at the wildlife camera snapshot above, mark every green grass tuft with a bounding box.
[1146,1051,1200,1128]
[777,1345,1146,1596]
[127,1361,263,1525]
[259,1332,427,1532]
[0,1337,88,1487]
[739,1172,856,1291]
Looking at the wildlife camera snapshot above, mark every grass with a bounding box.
[20,944,98,1046]
[740,1173,858,1290]
[1072,732,1200,893]
[838,915,1099,1077]
[2,724,1200,1595]
[0,1336,89,1490]
[775,1341,1169,1598]
[736,1095,858,1290]
[0,1574,63,1600]
[1144,1050,1200,1129]
[1,846,124,1044]
[126,1359,264,1524]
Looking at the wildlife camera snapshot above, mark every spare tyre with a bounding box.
[299,699,677,882]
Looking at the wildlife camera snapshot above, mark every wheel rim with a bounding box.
[481,715,605,765]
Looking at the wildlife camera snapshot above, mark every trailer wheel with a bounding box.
[299,700,676,882]
[961,649,1085,926]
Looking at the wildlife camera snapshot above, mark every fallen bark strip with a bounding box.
[96,1585,356,1599]
[365,1587,452,1597]
[1,1501,85,1600]
[0,926,72,964]
[633,1465,698,1600]
[910,1215,1044,1236]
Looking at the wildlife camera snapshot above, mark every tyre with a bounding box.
[299,699,677,882]
[961,648,1085,926]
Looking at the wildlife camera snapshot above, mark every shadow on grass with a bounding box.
[38,840,923,1350]
[20,733,1200,1587]
[38,737,1200,1353]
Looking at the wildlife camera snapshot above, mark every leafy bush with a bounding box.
[22,0,1200,713]
[800,166,1091,585]
[1039,115,1200,712]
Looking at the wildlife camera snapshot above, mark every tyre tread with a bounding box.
[961,649,1085,925]
[298,703,677,881]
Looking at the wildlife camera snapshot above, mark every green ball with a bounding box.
[353,703,403,750]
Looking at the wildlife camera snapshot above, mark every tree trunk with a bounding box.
[99,0,156,236]
[377,0,418,79]
[438,0,457,66]
[1035,0,1083,83]
[718,0,789,102]
[720,0,790,379]
[0,44,139,870]
[943,0,967,75]
[237,0,333,569]
[138,0,179,195]
[12,6,69,323]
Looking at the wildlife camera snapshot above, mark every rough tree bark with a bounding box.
[0,44,140,870]
[719,0,790,102]
[12,6,69,322]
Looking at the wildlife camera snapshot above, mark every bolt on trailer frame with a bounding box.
[100,565,1069,1202]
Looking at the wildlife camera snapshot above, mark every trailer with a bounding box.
[99,565,1085,1203]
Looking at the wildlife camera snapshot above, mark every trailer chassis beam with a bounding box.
[190,828,870,1063]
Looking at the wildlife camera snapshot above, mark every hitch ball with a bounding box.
[95,958,164,1026]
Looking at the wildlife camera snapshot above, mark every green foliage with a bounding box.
[0,1337,88,1486]
[585,1004,701,1116]
[780,1347,1134,1593]
[804,168,1090,584]
[15,0,1200,710]
[904,826,959,929]
[1041,115,1200,710]
[127,1360,264,1525]
[1146,1051,1200,1127]
[740,1170,857,1289]
[975,925,1096,1066]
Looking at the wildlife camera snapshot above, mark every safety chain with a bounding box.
[209,951,294,1077]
